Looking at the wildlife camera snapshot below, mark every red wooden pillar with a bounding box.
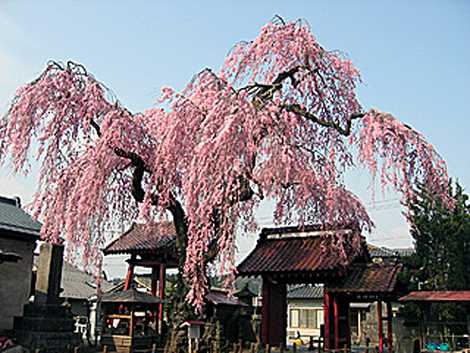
[158,263,166,323]
[123,255,136,290]
[387,301,393,353]
[323,290,331,350]
[333,295,340,350]
[377,301,384,353]
[261,277,287,347]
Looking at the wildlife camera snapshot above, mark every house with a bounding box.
[0,196,40,331]
[286,284,324,341]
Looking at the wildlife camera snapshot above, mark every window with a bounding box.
[290,309,299,328]
[289,309,323,329]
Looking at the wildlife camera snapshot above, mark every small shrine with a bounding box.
[100,289,163,353]
[103,222,179,333]
[104,222,257,346]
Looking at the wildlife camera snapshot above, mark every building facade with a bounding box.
[0,196,40,331]
[286,284,324,342]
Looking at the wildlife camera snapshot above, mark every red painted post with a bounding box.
[333,295,340,350]
[158,264,166,322]
[377,301,383,353]
[123,263,134,290]
[323,290,331,350]
[387,302,393,353]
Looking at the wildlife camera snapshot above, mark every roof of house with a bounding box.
[0,196,41,238]
[206,289,249,306]
[237,225,367,277]
[61,262,115,300]
[399,291,470,302]
[101,289,163,304]
[287,284,324,300]
[234,276,262,297]
[368,244,414,258]
[391,248,415,257]
[328,263,402,294]
[33,254,114,300]
[103,222,176,255]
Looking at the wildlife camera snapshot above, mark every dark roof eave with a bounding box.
[237,267,346,277]
[0,228,40,241]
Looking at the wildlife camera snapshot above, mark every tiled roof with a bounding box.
[328,263,402,294]
[33,255,114,299]
[234,276,262,296]
[237,225,366,276]
[206,289,249,306]
[101,289,163,304]
[0,196,41,237]
[287,284,324,299]
[61,262,115,300]
[367,245,396,258]
[103,222,176,255]
[391,248,415,257]
[400,291,470,302]
[368,244,415,258]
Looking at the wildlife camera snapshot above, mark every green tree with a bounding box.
[405,180,470,323]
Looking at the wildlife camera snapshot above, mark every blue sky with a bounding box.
[1,1,469,277]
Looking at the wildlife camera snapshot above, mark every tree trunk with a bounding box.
[164,209,210,353]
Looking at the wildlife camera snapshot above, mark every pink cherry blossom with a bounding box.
[0,19,451,311]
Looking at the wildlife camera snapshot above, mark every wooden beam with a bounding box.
[126,258,178,268]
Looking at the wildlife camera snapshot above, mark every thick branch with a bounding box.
[114,144,189,264]
[114,147,150,202]
[285,104,365,136]
[241,66,366,136]
[90,119,102,137]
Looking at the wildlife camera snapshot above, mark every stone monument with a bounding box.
[13,242,80,352]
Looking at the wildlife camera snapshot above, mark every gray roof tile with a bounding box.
[61,262,114,300]
[0,196,41,237]
[287,284,324,299]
